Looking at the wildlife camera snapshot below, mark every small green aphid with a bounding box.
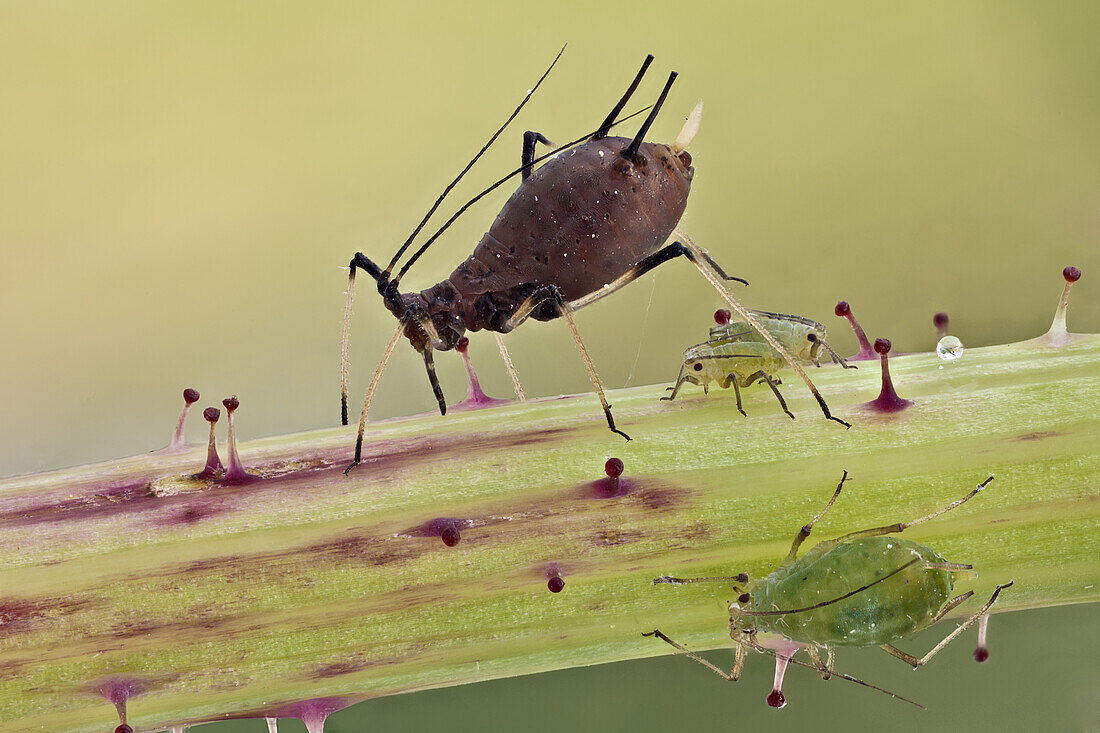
[646,472,1012,709]
[662,309,855,418]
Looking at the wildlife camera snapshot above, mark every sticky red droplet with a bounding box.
[456,336,470,353]
[874,338,891,355]
[933,312,948,330]
[604,458,624,478]
[973,647,989,662]
[714,309,731,325]
[834,301,850,317]
[834,301,875,360]
[548,576,565,593]
[183,387,200,404]
[203,407,220,423]
[766,690,785,708]
[115,726,134,733]
[1063,265,1081,283]
[222,396,240,412]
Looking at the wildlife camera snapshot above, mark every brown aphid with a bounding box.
[340,52,846,473]
[194,407,223,479]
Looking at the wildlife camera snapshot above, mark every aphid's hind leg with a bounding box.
[521,131,553,181]
[643,629,745,681]
[826,475,995,546]
[653,572,748,586]
[744,370,795,420]
[879,583,1013,669]
[729,375,747,416]
[781,471,848,566]
[503,285,630,441]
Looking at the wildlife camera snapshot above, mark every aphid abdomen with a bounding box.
[753,538,954,647]
[448,137,692,309]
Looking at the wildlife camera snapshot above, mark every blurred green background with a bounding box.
[1,1,1097,730]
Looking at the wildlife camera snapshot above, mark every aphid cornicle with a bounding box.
[339,51,849,472]
[663,309,855,418]
[646,472,1013,709]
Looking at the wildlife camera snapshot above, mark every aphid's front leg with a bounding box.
[503,285,629,441]
[728,374,747,416]
[879,582,1013,669]
[661,364,700,401]
[643,629,745,682]
[807,645,835,681]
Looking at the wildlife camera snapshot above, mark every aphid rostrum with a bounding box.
[339,51,849,471]
[646,472,1012,708]
[663,309,854,418]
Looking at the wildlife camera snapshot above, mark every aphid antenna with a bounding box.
[383,44,567,278]
[653,571,749,586]
[783,470,848,563]
[740,558,921,617]
[675,230,851,428]
[742,638,926,709]
[900,475,993,530]
[810,334,856,370]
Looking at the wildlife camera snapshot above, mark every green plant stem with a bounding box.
[2,336,1098,732]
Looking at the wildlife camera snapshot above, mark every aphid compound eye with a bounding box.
[692,362,703,371]
[807,333,817,342]
[714,308,732,325]
[604,457,624,478]
[738,593,751,604]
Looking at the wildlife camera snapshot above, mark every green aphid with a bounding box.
[646,472,1013,709]
[662,309,855,419]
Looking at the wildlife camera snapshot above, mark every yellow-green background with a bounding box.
[1,1,1097,730]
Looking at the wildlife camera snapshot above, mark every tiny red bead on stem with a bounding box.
[547,576,565,593]
[183,387,200,404]
[604,457,624,478]
[456,336,470,353]
[441,526,461,547]
[1063,265,1081,283]
[116,725,134,733]
[766,690,785,709]
[714,309,731,325]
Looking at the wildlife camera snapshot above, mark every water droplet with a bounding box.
[936,335,965,361]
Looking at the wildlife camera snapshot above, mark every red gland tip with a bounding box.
[874,338,892,355]
[973,647,989,663]
[834,301,851,317]
[766,690,786,709]
[222,395,239,411]
[115,726,134,733]
[1063,265,1081,283]
[456,336,470,353]
[933,312,948,329]
[714,308,731,325]
[547,576,565,593]
[441,526,461,547]
[604,457,624,478]
[183,387,200,404]
[203,407,220,423]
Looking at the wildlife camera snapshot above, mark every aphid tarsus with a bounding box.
[647,472,1013,708]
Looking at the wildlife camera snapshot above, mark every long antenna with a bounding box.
[384,44,566,277]
[392,106,651,285]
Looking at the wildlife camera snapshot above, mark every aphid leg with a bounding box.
[933,591,975,622]
[521,131,553,181]
[661,364,698,401]
[422,348,448,415]
[676,231,850,428]
[729,375,747,416]
[826,475,995,545]
[973,613,991,662]
[493,333,527,402]
[807,645,834,681]
[782,471,848,565]
[653,572,748,586]
[346,323,404,474]
[503,286,630,440]
[744,370,794,420]
[925,561,974,573]
[594,55,654,141]
[642,629,745,681]
[878,582,1013,669]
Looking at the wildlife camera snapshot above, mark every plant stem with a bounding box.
[2,336,1098,733]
